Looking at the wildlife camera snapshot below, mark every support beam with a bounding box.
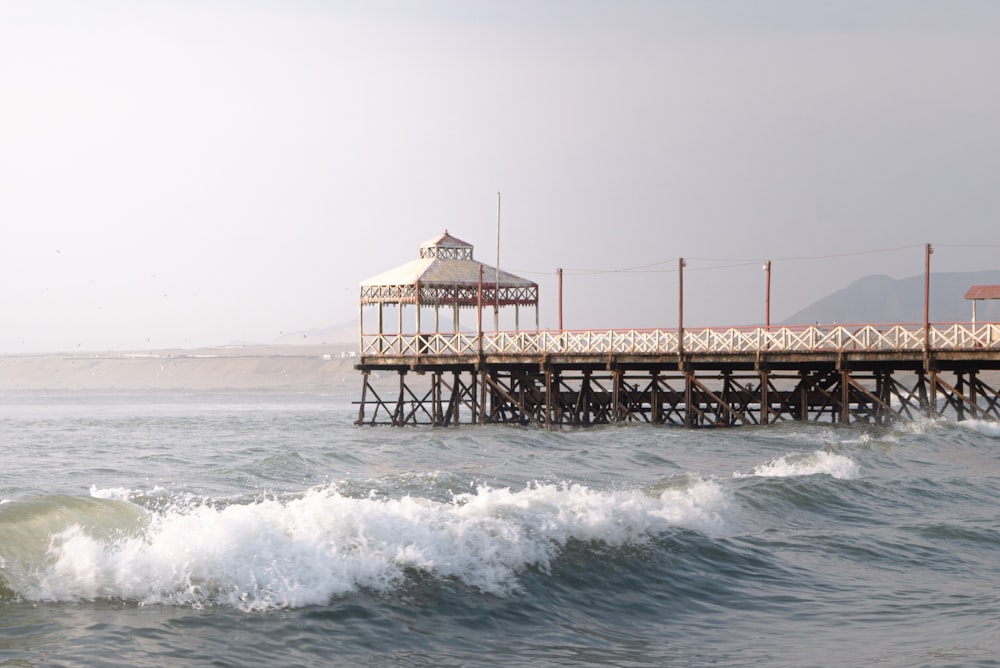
[354,362,1000,429]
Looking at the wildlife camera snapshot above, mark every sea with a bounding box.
[1,391,998,667]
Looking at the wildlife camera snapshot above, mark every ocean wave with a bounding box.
[1,478,735,611]
[0,494,149,601]
[958,419,1000,439]
[733,449,860,480]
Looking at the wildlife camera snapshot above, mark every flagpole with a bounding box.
[495,191,500,331]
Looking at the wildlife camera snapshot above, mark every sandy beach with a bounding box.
[0,344,366,393]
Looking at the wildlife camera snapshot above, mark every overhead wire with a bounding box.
[509,243,932,277]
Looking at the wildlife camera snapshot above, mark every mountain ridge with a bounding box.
[781,270,1000,325]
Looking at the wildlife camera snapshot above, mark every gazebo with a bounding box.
[359,231,539,348]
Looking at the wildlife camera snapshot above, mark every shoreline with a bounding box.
[0,344,365,393]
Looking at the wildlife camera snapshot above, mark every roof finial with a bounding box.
[445,228,449,234]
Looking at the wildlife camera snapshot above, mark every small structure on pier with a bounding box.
[964,285,1000,324]
[358,231,539,345]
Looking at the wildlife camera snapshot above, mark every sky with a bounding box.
[2,0,1000,353]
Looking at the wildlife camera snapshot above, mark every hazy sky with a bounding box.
[3,1,1000,352]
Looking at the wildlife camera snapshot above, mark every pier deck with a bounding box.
[355,322,1000,427]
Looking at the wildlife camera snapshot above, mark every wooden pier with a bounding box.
[354,232,1000,428]
[355,324,1000,427]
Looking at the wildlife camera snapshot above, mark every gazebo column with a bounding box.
[415,282,421,335]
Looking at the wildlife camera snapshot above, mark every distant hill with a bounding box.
[782,271,1000,325]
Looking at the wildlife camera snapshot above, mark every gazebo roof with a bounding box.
[360,231,538,307]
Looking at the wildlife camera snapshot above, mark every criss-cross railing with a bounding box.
[359,323,1000,358]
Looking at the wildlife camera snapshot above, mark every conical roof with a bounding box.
[360,231,537,305]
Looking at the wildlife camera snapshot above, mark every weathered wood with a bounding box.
[354,349,1000,428]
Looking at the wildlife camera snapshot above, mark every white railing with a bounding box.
[360,323,1000,358]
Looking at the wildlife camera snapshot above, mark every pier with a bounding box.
[355,234,1000,428]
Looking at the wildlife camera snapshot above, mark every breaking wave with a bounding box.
[0,478,734,611]
[733,449,860,480]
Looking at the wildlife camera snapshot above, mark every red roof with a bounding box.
[964,285,1000,300]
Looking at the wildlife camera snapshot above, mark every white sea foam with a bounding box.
[89,485,142,501]
[23,480,734,611]
[958,419,1000,438]
[734,450,860,480]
